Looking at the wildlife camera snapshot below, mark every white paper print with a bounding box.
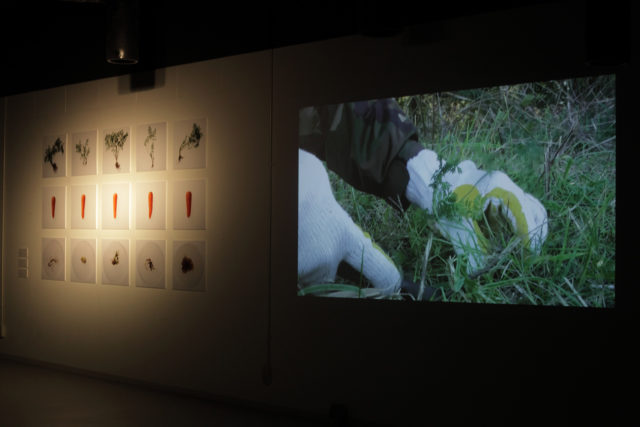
[173,180,205,230]
[173,241,205,291]
[71,184,97,229]
[102,126,131,174]
[71,130,97,176]
[135,181,166,230]
[173,118,206,169]
[42,238,65,281]
[102,239,129,286]
[42,186,66,229]
[42,134,67,178]
[102,183,130,230]
[71,238,96,284]
[136,240,165,289]
[136,122,167,172]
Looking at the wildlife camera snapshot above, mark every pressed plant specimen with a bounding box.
[75,138,90,165]
[51,196,56,219]
[143,125,157,168]
[178,123,202,162]
[145,258,156,272]
[111,250,120,266]
[44,137,64,172]
[181,256,194,273]
[104,129,128,169]
[148,192,153,219]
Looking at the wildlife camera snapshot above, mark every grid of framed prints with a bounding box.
[39,118,208,292]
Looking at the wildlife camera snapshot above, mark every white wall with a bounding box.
[0,51,274,404]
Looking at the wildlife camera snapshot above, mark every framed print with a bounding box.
[42,237,65,281]
[70,184,97,229]
[135,181,166,230]
[173,180,205,230]
[102,183,130,230]
[173,118,206,169]
[42,186,65,229]
[173,240,205,291]
[136,240,165,289]
[70,238,96,284]
[42,134,66,178]
[136,122,167,172]
[71,130,97,176]
[102,126,131,174]
[102,239,129,286]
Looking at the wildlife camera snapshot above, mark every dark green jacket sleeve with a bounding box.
[299,98,423,210]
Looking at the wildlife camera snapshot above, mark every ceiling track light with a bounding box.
[105,0,140,65]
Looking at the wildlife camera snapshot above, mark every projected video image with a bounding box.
[298,75,615,307]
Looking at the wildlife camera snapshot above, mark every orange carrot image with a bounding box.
[51,196,56,219]
[148,192,153,219]
[186,191,192,218]
[81,194,86,219]
[113,193,118,219]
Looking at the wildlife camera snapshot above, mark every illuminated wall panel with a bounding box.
[0,51,272,404]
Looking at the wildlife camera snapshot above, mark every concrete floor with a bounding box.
[0,357,337,427]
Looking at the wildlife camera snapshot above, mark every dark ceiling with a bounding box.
[0,1,631,97]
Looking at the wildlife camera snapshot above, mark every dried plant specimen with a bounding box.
[111,250,120,266]
[44,137,64,172]
[80,256,87,264]
[75,138,90,165]
[48,257,57,268]
[145,257,156,272]
[144,125,157,168]
[178,123,202,162]
[104,129,128,169]
[181,256,194,273]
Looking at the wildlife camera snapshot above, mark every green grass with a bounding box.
[311,75,616,307]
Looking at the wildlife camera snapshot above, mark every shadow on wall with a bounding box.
[118,69,166,94]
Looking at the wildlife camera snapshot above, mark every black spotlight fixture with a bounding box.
[105,0,140,64]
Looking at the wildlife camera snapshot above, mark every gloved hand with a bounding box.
[406,149,548,273]
[298,149,402,294]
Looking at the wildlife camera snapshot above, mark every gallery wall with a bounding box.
[0,2,633,426]
[269,3,630,425]
[0,52,274,405]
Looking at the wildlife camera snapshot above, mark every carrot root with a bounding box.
[186,191,192,218]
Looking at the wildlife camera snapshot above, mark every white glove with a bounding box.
[406,149,548,272]
[298,149,402,294]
